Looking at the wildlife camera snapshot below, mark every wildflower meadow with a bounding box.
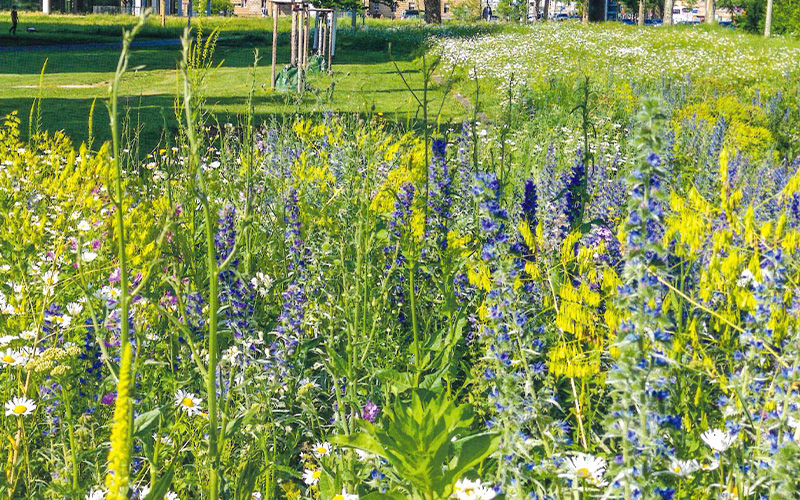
[1,11,800,500]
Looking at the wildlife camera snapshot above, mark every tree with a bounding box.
[424,0,441,22]
[497,0,525,20]
[638,0,645,23]
[706,0,715,22]
[209,0,232,14]
[663,0,673,24]
[764,0,773,35]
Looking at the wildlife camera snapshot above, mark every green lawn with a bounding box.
[0,14,476,150]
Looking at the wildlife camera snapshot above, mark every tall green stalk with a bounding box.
[179,29,221,500]
[104,12,149,500]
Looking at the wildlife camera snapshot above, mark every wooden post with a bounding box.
[296,7,304,92]
[291,7,298,67]
[319,16,326,57]
[327,12,333,74]
[271,3,278,89]
[304,6,311,68]
[330,10,337,58]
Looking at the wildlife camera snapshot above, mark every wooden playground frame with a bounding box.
[270,0,336,92]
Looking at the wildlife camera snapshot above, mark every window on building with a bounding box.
[373,3,379,11]
[408,1,415,9]
[444,2,449,12]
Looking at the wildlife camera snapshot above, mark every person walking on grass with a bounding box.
[9,6,18,35]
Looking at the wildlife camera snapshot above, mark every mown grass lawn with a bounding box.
[0,14,471,149]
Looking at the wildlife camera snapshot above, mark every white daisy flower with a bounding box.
[66,302,84,316]
[0,348,26,366]
[453,478,496,500]
[701,459,720,471]
[669,459,700,477]
[19,330,36,341]
[42,270,59,295]
[250,272,273,297]
[165,492,180,500]
[0,335,17,346]
[312,441,333,458]
[701,428,736,453]
[85,489,106,500]
[331,488,359,500]
[52,314,72,329]
[175,390,203,416]
[303,468,323,485]
[298,378,318,394]
[5,396,36,417]
[560,453,607,487]
[77,220,92,232]
[453,478,480,499]
[81,251,98,263]
[153,433,174,446]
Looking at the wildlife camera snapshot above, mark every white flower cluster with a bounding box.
[436,23,800,89]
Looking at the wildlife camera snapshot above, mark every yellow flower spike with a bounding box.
[760,221,773,241]
[535,222,545,248]
[477,301,489,322]
[719,147,730,205]
[774,213,787,245]
[105,344,133,500]
[518,220,536,251]
[524,261,540,280]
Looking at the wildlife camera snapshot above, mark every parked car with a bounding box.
[402,9,423,18]
[553,13,569,21]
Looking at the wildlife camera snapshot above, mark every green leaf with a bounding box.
[133,408,161,438]
[233,457,262,500]
[360,491,408,500]
[224,404,260,440]
[330,425,388,460]
[442,432,501,488]
[143,464,175,500]
[375,369,416,396]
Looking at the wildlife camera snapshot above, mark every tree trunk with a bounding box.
[271,3,278,89]
[291,9,297,66]
[705,0,714,23]
[582,0,588,23]
[663,0,673,24]
[764,0,773,36]
[424,0,442,23]
[542,0,549,19]
[638,0,644,25]
[160,0,166,26]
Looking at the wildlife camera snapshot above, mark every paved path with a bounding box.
[0,38,182,53]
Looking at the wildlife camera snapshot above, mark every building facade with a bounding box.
[366,0,461,19]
